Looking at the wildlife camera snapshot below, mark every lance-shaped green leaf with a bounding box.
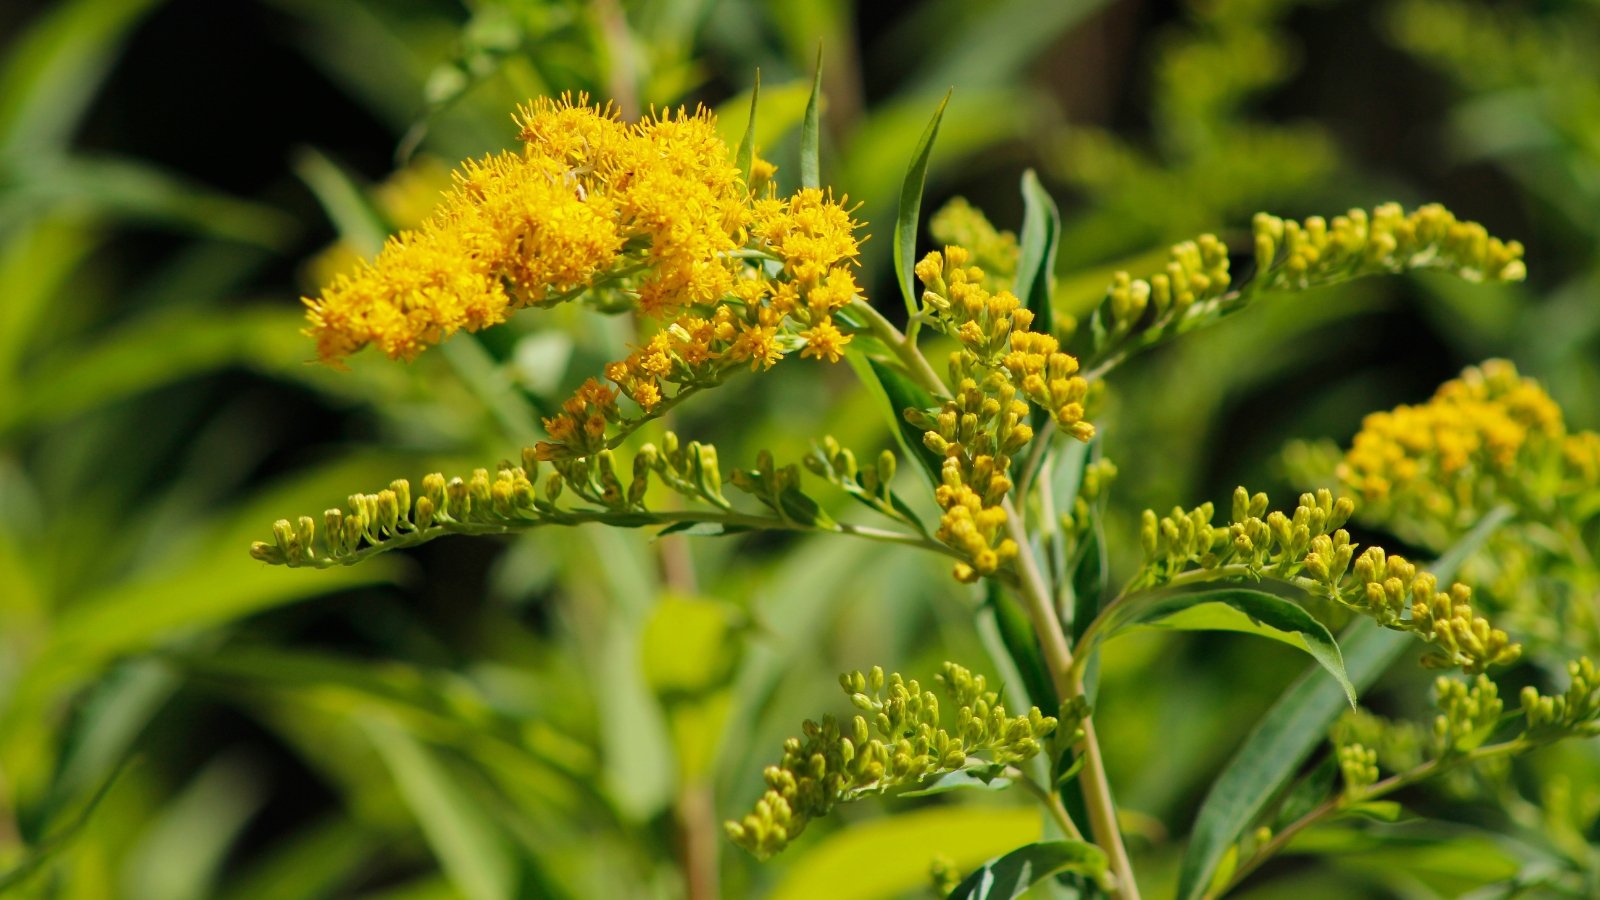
[848,354,945,488]
[985,579,1058,714]
[1101,586,1355,707]
[892,91,951,315]
[735,70,759,184]
[800,49,823,190]
[1174,504,1515,900]
[947,840,1110,899]
[1014,169,1060,337]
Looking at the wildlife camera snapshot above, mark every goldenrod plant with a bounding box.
[9,2,1600,897]
[238,76,1600,898]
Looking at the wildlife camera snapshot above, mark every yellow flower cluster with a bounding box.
[726,662,1059,859]
[913,246,1094,581]
[537,188,864,460]
[302,95,862,381]
[1336,360,1594,544]
[1138,488,1520,673]
[1253,202,1526,292]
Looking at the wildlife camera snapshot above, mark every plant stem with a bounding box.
[849,297,946,395]
[676,781,720,900]
[1003,500,1142,900]
[288,507,956,569]
[1212,737,1536,897]
[851,295,1138,896]
[1013,767,1086,842]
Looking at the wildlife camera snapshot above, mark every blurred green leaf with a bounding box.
[218,816,380,900]
[3,306,311,435]
[123,753,264,900]
[0,0,164,155]
[362,717,519,900]
[768,805,1043,900]
[900,0,1110,96]
[0,156,295,247]
[294,147,390,253]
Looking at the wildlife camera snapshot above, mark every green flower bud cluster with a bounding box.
[803,436,922,532]
[1336,743,1380,798]
[729,449,834,528]
[1137,487,1521,673]
[254,434,751,567]
[1521,657,1600,740]
[1093,234,1232,349]
[629,431,730,510]
[1332,707,1423,774]
[724,661,1057,859]
[1252,203,1526,293]
[1059,458,1118,540]
[928,854,963,898]
[929,197,1020,294]
[1338,552,1521,673]
[1432,674,1503,755]
[252,448,559,567]
[1138,487,1351,581]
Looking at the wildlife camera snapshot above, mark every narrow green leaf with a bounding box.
[1110,587,1355,706]
[362,718,518,900]
[293,147,390,254]
[0,756,131,893]
[892,90,952,315]
[1339,801,1408,823]
[0,0,164,155]
[777,485,834,528]
[985,579,1058,714]
[768,806,1043,900]
[897,765,1010,798]
[124,754,265,900]
[1,155,295,247]
[948,840,1109,899]
[861,356,944,487]
[735,69,760,185]
[1013,169,1060,337]
[800,48,823,190]
[655,521,753,538]
[1173,505,1515,900]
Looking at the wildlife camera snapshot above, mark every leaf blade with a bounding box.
[735,70,759,185]
[892,91,952,315]
[948,840,1109,899]
[1110,587,1355,706]
[1173,505,1515,900]
[800,48,823,190]
[1014,169,1060,337]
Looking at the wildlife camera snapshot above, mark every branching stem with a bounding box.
[1212,737,1537,898]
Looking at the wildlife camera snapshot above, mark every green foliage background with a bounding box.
[0,0,1596,897]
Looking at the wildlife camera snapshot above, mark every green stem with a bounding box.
[1212,737,1538,898]
[850,297,1140,896]
[1012,766,1085,842]
[849,297,946,396]
[285,507,956,570]
[1000,500,1142,900]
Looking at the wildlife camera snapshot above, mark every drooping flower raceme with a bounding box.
[301,97,865,466]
